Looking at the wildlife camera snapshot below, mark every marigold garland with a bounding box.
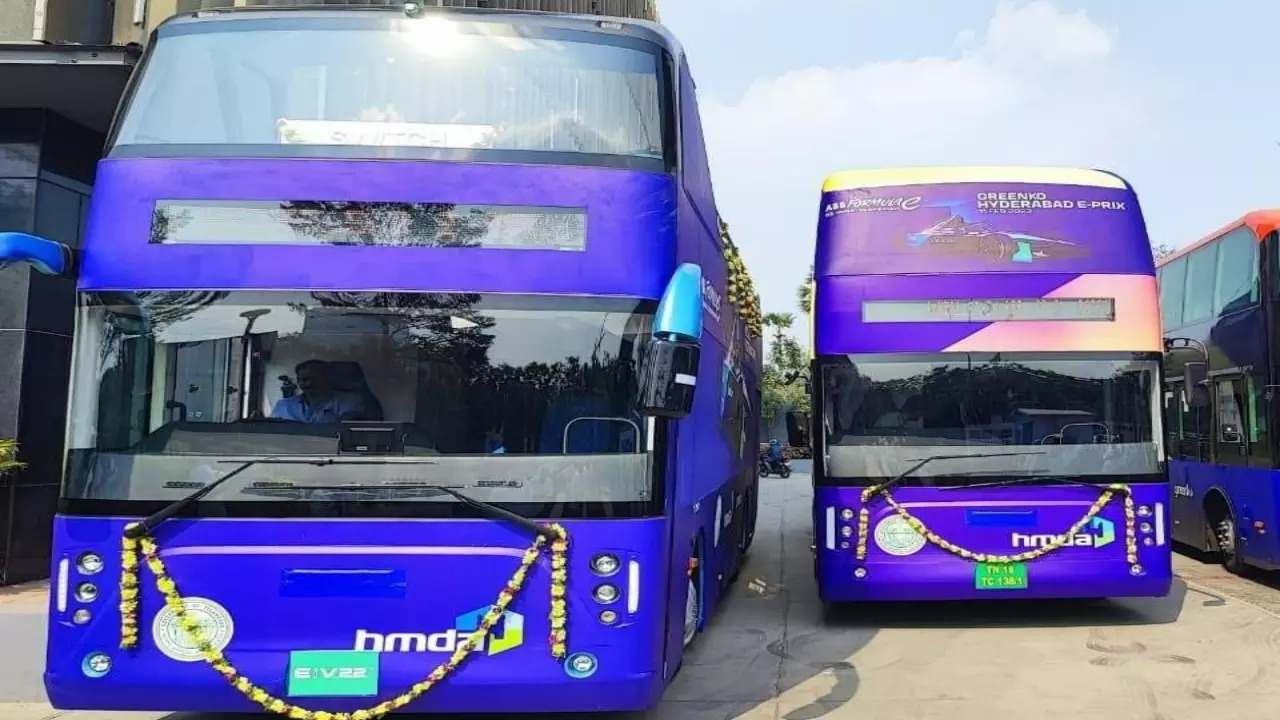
[854,483,1140,572]
[719,217,762,340]
[119,523,569,719]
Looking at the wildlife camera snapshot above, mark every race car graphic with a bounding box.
[904,215,1089,263]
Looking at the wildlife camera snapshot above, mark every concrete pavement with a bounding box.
[6,470,1280,719]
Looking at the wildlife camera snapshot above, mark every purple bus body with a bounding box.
[47,517,670,712]
[814,485,1172,602]
[79,158,677,296]
[812,176,1172,603]
[45,155,761,712]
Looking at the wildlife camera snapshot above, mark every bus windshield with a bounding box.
[820,352,1161,485]
[111,14,667,162]
[63,291,655,506]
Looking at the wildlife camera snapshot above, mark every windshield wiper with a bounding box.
[251,481,559,541]
[940,473,1097,491]
[870,452,1046,496]
[124,457,438,539]
[126,458,264,538]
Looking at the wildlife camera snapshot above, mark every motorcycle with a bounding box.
[758,454,792,479]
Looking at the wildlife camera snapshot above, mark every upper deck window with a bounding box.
[110,14,670,168]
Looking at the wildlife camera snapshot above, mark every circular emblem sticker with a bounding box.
[873,516,927,556]
[151,596,235,662]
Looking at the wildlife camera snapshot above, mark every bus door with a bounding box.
[1212,370,1279,565]
[1172,379,1211,463]
[1165,377,1200,544]
[1210,372,1249,465]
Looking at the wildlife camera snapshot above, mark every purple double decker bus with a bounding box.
[0,5,763,716]
[807,167,1172,603]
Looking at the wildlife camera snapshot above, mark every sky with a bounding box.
[655,0,1279,325]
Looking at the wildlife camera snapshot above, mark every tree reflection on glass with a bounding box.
[149,204,193,244]
[97,290,230,365]
[280,201,496,248]
[308,291,496,366]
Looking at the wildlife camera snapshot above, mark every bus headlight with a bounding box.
[590,554,620,576]
[1139,523,1153,534]
[840,526,853,537]
[1137,505,1152,517]
[77,552,104,575]
[73,609,92,625]
[592,584,620,604]
[840,508,854,521]
[564,651,599,679]
[599,610,619,625]
[82,653,111,677]
[75,583,98,603]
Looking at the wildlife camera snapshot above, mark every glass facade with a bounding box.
[0,109,102,585]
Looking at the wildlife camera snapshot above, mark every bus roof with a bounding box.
[1155,209,1280,267]
[820,166,1128,192]
[153,5,677,54]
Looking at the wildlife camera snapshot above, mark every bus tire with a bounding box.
[682,538,702,648]
[730,489,757,582]
[1205,492,1245,575]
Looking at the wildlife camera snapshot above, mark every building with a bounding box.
[0,0,660,584]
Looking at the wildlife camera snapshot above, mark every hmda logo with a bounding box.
[1010,516,1116,549]
[354,606,524,655]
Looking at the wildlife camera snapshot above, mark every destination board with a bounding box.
[862,298,1115,323]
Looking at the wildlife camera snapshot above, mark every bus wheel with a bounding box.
[1203,489,1244,573]
[730,491,756,583]
[683,543,701,647]
[1213,507,1244,573]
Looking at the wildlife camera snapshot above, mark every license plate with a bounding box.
[974,562,1028,590]
[287,650,379,697]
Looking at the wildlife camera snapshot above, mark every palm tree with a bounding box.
[0,439,23,474]
[797,264,814,315]
[763,312,795,349]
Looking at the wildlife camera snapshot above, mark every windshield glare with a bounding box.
[112,16,667,161]
[821,352,1161,483]
[64,291,655,503]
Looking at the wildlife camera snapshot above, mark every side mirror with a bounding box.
[637,338,700,418]
[785,411,809,448]
[0,232,74,276]
[1183,361,1210,408]
[638,263,704,419]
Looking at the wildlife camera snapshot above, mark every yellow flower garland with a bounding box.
[119,522,569,720]
[855,483,1139,572]
[718,217,762,339]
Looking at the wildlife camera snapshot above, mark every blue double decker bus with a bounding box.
[0,5,763,716]
[1158,210,1280,574]
[808,167,1170,603]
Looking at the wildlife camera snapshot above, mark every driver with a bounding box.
[270,359,366,423]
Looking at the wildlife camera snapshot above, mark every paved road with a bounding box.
[6,469,1280,720]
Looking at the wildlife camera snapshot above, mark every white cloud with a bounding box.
[700,0,1151,317]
